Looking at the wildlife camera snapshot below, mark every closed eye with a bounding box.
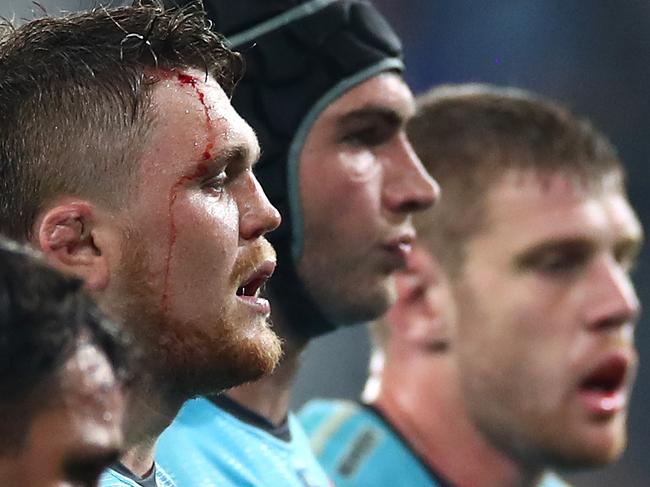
[341,124,396,148]
[337,107,403,149]
[614,238,642,274]
[516,240,593,277]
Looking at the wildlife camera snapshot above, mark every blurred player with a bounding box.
[0,237,131,487]
[0,4,281,485]
[301,84,643,487]
[157,0,439,485]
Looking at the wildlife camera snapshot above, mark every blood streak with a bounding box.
[177,73,212,124]
[203,142,214,161]
[160,73,215,313]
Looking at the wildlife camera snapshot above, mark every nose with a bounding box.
[382,134,440,215]
[584,257,640,332]
[238,171,282,241]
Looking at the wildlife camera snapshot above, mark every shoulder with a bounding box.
[155,464,178,487]
[158,399,331,486]
[299,399,371,439]
[299,399,439,487]
[157,398,238,485]
[99,465,178,487]
[299,399,384,455]
[98,468,141,487]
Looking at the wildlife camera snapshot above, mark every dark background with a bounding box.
[1,1,648,485]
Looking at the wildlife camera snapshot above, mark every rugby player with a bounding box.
[0,4,281,485]
[301,84,643,487]
[157,0,439,485]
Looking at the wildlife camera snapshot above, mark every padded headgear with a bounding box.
[202,0,404,338]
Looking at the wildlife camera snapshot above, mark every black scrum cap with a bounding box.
[203,0,404,338]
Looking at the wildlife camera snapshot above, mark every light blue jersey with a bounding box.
[299,399,571,487]
[99,464,177,487]
[299,399,446,487]
[157,396,333,487]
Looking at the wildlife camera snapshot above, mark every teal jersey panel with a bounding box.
[299,399,442,487]
[299,399,571,487]
[99,465,177,487]
[157,397,333,487]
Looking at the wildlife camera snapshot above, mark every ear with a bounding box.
[33,200,110,291]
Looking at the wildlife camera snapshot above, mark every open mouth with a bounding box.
[236,261,275,299]
[237,274,267,298]
[580,357,627,394]
[578,355,630,415]
[234,261,276,316]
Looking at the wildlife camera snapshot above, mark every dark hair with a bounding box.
[407,83,625,274]
[0,236,134,454]
[0,1,243,240]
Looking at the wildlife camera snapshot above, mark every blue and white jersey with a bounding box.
[157,396,333,487]
[299,399,570,487]
[299,399,447,487]
[99,463,177,487]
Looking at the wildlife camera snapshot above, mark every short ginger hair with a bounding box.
[0,1,242,240]
[407,83,624,276]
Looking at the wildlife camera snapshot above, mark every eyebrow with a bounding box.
[515,237,594,266]
[335,106,406,131]
[515,234,644,269]
[211,141,260,169]
[615,234,644,260]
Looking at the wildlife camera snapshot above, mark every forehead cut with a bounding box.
[0,3,242,241]
[144,73,259,171]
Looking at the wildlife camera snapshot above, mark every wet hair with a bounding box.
[0,1,242,241]
[407,83,625,275]
[0,237,134,454]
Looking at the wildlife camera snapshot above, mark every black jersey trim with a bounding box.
[210,393,292,442]
[362,402,456,487]
[111,462,159,487]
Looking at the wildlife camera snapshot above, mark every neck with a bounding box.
[227,336,306,426]
[373,354,545,487]
[119,376,183,477]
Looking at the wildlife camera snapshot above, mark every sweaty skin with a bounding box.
[162,73,217,313]
[298,73,440,327]
[369,171,642,487]
[94,68,281,475]
[227,73,439,425]
[454,172,641,469]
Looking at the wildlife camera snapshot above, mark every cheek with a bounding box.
[180,190,238,230]
[170,196,239,280]
[456,279,536,368]
[303,150,381,214]
[513,278,585,355]
[491,295,579,395]
[338,150,381,182]
[331,154,383,221]
[184,196,238,248]
[198,194,239,237]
